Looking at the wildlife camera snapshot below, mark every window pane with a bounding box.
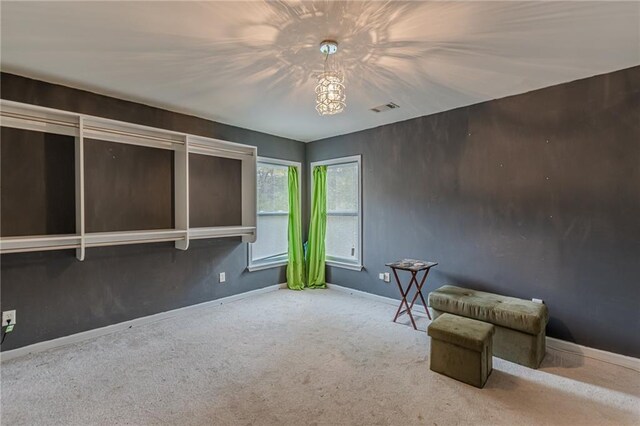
[257,164,288,213]
[252,161,290,265]
[325,160,360,263]
[326,162,358,213]
[252,214,288,261]
[326,214,358,261]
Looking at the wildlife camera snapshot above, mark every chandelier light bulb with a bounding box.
[315,40,346,116]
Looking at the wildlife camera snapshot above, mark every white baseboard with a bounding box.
[546,337,640,372]
[327,283,640,372]
[1,284,283,363]
[327,283,430,316]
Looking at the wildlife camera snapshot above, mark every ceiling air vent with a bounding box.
[370,102,400,113]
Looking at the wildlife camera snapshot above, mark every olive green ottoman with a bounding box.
[428,313,495,388]
[428,285,548,369]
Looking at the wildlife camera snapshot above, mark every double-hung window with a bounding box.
[248,157,301,271]
[311,155,362,271]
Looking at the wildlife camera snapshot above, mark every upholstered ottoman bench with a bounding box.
[428,285,548,368]
[428,313,494,388]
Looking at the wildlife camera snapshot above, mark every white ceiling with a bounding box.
[2,1,639,142]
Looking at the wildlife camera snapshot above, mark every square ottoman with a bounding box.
[428,313,495,388]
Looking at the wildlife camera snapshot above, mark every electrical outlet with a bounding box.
[383,272,390,283]
[2,310,16,326]
[378,273,385,280]
[219,272,226,283]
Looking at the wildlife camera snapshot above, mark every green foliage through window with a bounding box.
[257,163,289,213]
[326,163,358,213]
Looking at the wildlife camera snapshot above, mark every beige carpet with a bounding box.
[1,288,638,425]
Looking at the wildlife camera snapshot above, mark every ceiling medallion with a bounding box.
[315,40,346,116]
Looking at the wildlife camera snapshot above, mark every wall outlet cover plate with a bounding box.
[2,310,16,326]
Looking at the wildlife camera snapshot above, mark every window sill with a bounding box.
[247,260,288,272]
[326,260,364,271]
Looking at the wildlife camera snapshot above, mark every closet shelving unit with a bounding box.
[0,100,257,260]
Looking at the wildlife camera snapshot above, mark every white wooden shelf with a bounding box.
[0,102,79,137]
[189,226,256,240]
[0,100,257,260]
[0,234,82,254]
[84,229,188,247]
[83,116,186,150]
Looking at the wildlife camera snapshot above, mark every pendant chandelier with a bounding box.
[315,40,346,116]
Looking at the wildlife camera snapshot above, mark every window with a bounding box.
[248,157,301,271]
[311,155,362,270]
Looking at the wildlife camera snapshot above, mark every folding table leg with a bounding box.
[408,268,432,320]
[391,268,418,330]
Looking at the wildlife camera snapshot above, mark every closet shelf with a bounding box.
[82,116,185,151]
[83,229,187,247]
[0,102,79,137]
[0,234,82,253]
[0,100,258,259]
[0,227,257,254]
[188,135,255,160]
[189,226,256,240]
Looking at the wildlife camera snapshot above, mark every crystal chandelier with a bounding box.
[315,40,345,116]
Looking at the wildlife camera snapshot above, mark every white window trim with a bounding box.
[247,157,302,272]
[310,155,363,271]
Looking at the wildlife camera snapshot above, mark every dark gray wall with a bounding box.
[0,73,306,351]
[307,66,640,357]
[1,128,76,236]
[84,139,175,232]
[189,155,242,227]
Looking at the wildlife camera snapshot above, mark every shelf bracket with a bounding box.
[175,135,189,251]
[75,116,86,261]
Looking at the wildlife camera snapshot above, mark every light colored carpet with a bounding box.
[1,288,638,426]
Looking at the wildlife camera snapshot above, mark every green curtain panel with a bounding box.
[286,166,305,290]
[306,165,327,289]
